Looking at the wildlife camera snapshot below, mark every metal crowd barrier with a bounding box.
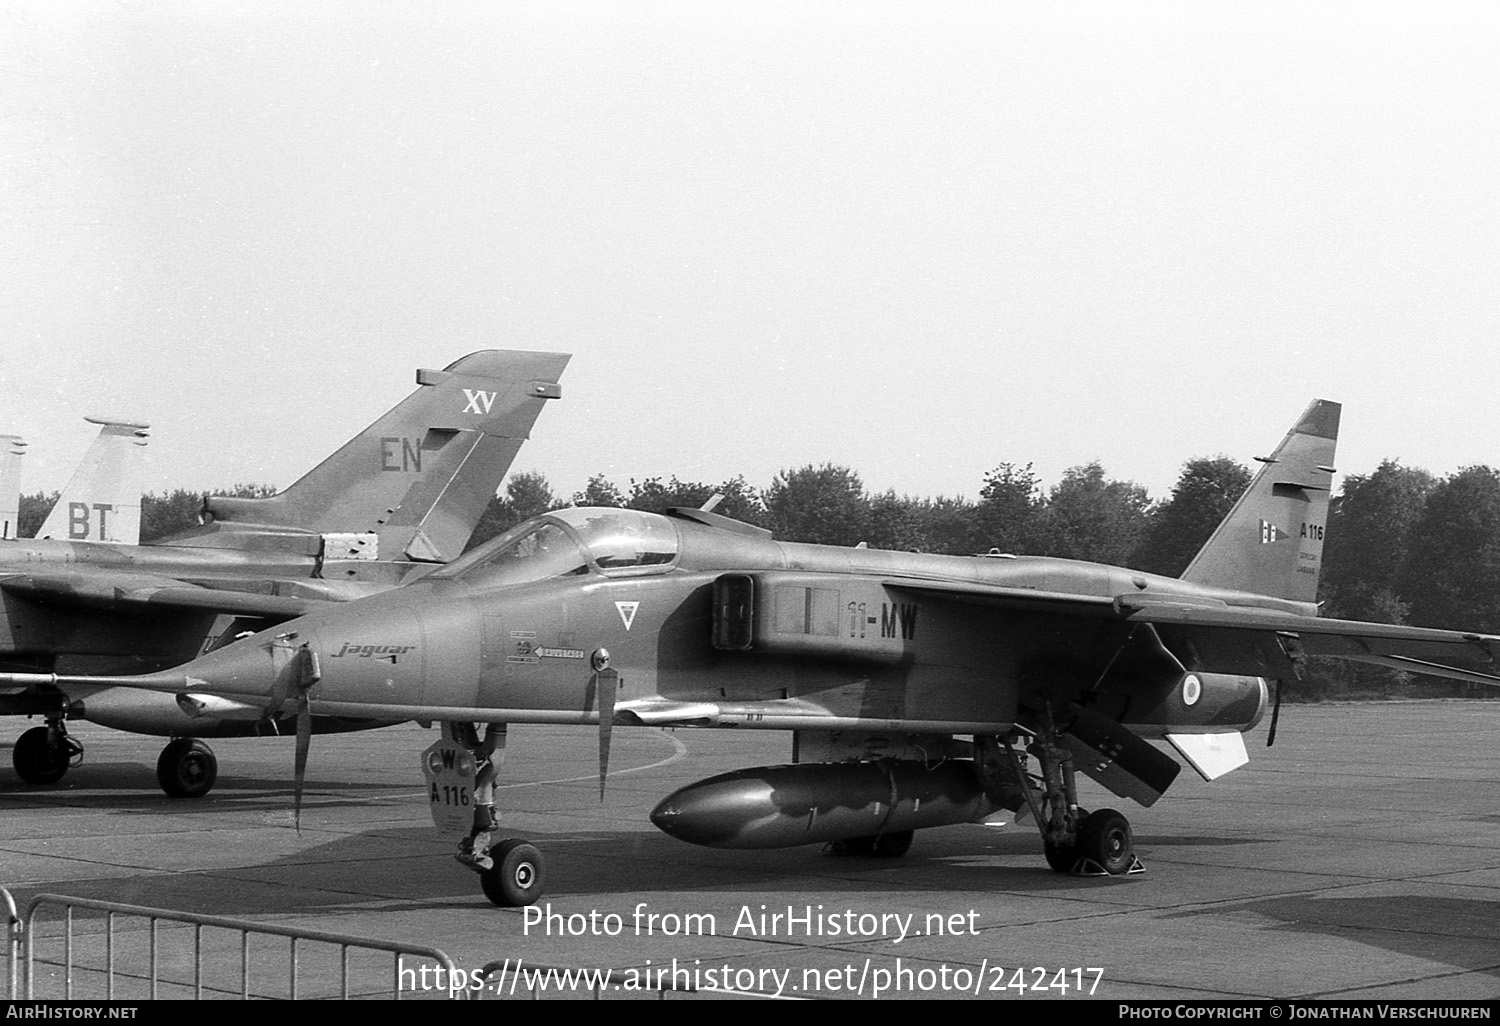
[4,888,460,1000]
[4,888,19,1000]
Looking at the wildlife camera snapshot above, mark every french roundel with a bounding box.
[1182,674,1202,706]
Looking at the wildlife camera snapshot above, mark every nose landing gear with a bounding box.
[479,839,546,907]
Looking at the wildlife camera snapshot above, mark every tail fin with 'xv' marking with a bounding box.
[36,417,150,545]
[1181,399,1340,607]
[157,350,569,565]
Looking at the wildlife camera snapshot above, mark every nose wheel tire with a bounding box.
[480,839,546,907]
[13,726,73,785]
[872,830,914,857]
[156,738,219,799]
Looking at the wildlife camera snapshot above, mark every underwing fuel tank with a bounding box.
[1115,673,1270,736]
[650,760,1003,850]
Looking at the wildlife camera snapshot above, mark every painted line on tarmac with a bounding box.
[334,729,692,803]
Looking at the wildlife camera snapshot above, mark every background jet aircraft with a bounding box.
[0,435,27,540]
[1,349,568,795]
[13,398,1500,908]
[34,416,151,544]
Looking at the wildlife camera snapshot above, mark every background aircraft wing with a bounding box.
[0,570,324,619]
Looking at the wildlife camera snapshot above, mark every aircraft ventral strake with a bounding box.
[8,398,1500,908]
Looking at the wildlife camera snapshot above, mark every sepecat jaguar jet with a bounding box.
[8,398,1500,907]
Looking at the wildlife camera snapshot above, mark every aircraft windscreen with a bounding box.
[435,519,589,586]
[550,507,679,570]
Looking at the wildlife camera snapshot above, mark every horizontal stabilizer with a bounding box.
[1166,732,1250,781]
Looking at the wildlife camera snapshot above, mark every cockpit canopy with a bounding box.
[433,507,679,587]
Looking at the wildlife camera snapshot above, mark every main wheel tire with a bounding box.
[480,839,546,907]
[1042,808,1089,872]
[1043,839,1078,873]
[13,726,69,785]
[1076,808,1134,876]
[156,738,218,799]
[829,836,877,855]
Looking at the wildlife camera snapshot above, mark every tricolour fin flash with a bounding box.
[1181,399,1339,605]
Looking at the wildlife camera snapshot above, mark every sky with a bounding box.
[3,1,1497,509]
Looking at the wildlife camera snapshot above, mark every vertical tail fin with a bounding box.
[0,435,26,540]
[1180,399,1340,605]
[36,418,150,544]
[169,350,569,563]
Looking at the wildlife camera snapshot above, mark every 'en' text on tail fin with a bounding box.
[157,350,569,566]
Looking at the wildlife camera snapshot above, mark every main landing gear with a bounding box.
[11,715,220,798]
[985,716,1143,877]
[156,738,219,799]
[12,720,83,785]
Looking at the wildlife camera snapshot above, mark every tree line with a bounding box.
[16,456,1500,701]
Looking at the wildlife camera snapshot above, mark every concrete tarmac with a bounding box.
[2,701,1498,1000]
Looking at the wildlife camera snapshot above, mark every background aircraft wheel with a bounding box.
[13,726,70,785]
[1076,808,1134,875]
[873,831,913,857]
[156,738,218,799]
[480,839,546,907]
